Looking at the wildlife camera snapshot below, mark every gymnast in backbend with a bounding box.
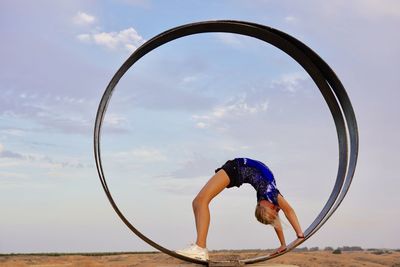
[176,157,304,261]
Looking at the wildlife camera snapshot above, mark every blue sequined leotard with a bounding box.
[236,158,281,206]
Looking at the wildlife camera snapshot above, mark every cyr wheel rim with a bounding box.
[94,20,359,265]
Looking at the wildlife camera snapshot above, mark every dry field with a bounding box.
[1,250,399,267]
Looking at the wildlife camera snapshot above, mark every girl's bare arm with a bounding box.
[273,219,286,247]
[271,220,287,255]
[277,194,304,238]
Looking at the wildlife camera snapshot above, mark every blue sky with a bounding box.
[1,0,399,253]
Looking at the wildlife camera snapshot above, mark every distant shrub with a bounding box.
[309,247,319,251]
[371,250,392,255]
[332,248,342,254]
[294,247,308,252]
[341,246,363,251]
[324,246,334,251]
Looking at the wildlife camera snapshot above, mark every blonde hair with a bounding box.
[255,203,281,228]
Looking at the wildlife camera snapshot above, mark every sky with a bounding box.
[0,0,399,254]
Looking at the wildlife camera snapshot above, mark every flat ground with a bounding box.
[1,250,399,267]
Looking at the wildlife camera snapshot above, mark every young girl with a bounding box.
[176,158,304,261]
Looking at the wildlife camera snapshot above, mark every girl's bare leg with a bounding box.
[192,170,230,248]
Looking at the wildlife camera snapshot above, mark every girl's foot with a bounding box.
[176,243,209,261]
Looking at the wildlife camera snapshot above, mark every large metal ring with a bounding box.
[94,20,359,265]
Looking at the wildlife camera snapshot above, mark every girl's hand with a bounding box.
[296,232,305,239]
[270,244,287,256]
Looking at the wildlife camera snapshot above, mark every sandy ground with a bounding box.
[1,251,399,267]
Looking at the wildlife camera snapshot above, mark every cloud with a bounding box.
[73,11,96,25]
[111,68,218,112]
[104,113,127,127]
[0,150,24,159]
[284,16,297,23]
[0,143,24,159]
[181,75,199,84]
[272,72,309,93]
[0,77,128,136]
[192,93,268,130]
[213,33,245,48]
[74,9,145,53]
[77,28,146,52]
[76,33,91,42]
[0,143,89,169]
[34,107,92,134]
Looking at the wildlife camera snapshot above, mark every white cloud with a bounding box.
[73,11,96,25]
[272,72,309,93]
[76,33,91,42]
[181,75,198,84]
[104,113,127,126]
[213,33,245,48]
[74,11,145,53]
[76,28,145,52]
[0,143,24,159]
[196,122,208,129]
[0,143,88,169]
[284,16,297,23]
[54,95,85,104]
[215,95,268,116]
[192,94,268,129]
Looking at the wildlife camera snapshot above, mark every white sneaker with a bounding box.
[175,243,209,261]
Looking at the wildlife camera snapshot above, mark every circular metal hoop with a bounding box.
[94,20,359,265]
